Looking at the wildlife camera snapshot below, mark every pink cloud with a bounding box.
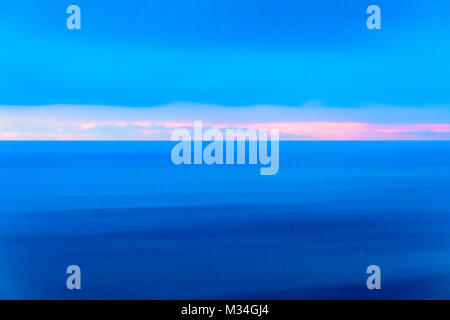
[375,124,450,134]
[0,132,100,140]
[1,104,450,140]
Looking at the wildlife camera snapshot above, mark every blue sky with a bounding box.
[0,1,449,139]
[1,0,450,107]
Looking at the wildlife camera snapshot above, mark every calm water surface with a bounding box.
[0,142,449,299]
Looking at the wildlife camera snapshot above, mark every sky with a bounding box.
[0,0,449,140]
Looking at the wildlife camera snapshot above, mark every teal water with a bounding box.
[0,141,449,299]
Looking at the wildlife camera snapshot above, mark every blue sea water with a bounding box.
[0,141,449,299]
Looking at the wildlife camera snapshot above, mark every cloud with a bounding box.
[0,103,449,140]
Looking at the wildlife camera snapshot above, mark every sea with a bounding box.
[0,141,449,299]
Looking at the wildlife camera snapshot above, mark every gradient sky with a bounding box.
[1,0,449,139]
